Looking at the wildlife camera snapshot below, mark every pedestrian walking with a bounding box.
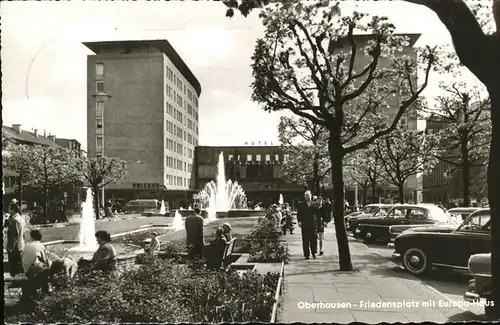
[7,202,26,276]
[314,197,326,256]
[297,191,317,260]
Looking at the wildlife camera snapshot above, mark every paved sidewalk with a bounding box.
[278,225,485,323]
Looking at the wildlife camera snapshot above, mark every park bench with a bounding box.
[4,273,28,301]
[221,237,237,268]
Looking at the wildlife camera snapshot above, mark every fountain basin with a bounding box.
[226,210,266,218]
[168,210,208,219]
[45,242,142,261]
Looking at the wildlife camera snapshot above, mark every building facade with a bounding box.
[84,40,201,202]
[195,146,304,209]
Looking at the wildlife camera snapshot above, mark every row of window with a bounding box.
[166,66,198,107]
[165,175,191,188]
[227,154,286,162]
[132,183,161,189]
[166,138,183,155]
[166,102,198,132]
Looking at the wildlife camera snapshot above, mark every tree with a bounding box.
[80,156,127,220]
[424,83,491,206]
[28,145,82,219]
[251,2,435,270]
[373,128,439,203]
[278,116,330,194]
[2,143,34,204]
[344,149,384,204]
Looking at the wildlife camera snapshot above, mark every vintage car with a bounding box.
[386,207,477,245]
[464,253,493,318]
[392,209,490,276]
[356,204,449,243]
[346,204,394,235]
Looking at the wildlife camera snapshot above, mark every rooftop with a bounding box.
[83,39,202,96]
[2,125,60,148]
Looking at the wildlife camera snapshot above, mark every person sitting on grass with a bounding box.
[49,257,79,290]
[21,229,52,303]
[222,223,232,241]
[205,227,228,270]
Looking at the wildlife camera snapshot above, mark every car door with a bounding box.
[447,212,491,268]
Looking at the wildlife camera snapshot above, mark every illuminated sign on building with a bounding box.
[243,141,275,146]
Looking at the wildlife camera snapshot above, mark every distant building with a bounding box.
[194,146,304,209]
[83,40,201,203]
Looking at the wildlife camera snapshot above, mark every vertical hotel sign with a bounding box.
[244,141,275,146]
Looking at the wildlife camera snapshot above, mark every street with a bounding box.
[359,238,485,316]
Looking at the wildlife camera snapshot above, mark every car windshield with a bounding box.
[362,206,379,214]
[458,212,491,232]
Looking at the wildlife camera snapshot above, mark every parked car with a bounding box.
[392,209,490,276]
[464,253,494,318]
[346,204,394,236]
[387,207,476,244]
[357,204,449,243]
[446,207,479,223]
[344,204,388,227]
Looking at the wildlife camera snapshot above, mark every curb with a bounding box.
[361,242,468,313]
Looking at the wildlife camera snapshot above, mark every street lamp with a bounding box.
[93,92,112,208]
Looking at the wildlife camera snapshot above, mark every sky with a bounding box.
[1,0,491,149]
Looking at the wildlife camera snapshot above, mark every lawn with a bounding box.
[35,216,174,243]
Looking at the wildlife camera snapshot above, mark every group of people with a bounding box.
[263,203,295,234]
[4,200,119,304]
[297,191,333,259]
[184,205,233,269]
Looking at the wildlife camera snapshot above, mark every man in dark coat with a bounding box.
[185,205,205,259]
[297,191,317,259]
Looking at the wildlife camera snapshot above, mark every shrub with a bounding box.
[10,257,279,323]
[243,219,288,263]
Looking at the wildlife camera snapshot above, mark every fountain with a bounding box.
[69,188,98,253]
[195,152,264,220]
[279,194,284,205]
[172,210,184,230]
[159,200,166,214]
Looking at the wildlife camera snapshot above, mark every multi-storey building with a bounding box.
[329,33,424,203]
[83,40,201,202]
[194,146,304,209]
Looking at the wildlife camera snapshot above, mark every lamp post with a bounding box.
[93,92,112,209]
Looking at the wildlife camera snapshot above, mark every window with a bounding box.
[96,101,103,115]
[96,136,103,147]
[256,154,261,161]
[96,81,104,92]
[96,119,103,128]
[405,209,426,220]
[95,63,104,76]
[247,154,252,161]
[275,154,279,161]
[228,155,234,161]
[400,116,408,127]
[387,207,406,219]
[459,212,491,232]
[265,154,271,161]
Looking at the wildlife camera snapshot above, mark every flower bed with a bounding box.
[7,257,280,323]
[111,227,174,247]
[243,219,289,263]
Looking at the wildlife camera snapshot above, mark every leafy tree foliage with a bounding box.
[278,116,330,194]
[424,82,491,206]
[250,1,436,270]
[373,128,439,203]
[26,145,81,218]
[2,143,34,203]
[344,149,384,205]
[79,156,127,220]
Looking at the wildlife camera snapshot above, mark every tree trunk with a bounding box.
[398,183,405,204]
[488,86,500,319]
[313,156,321,195]
[44,187,48,222]
[93,185,100,220]
[461,141,471,207]
[362,184,368,205]
[328,134,353,271]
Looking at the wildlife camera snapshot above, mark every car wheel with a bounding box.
[402,248,431,276]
